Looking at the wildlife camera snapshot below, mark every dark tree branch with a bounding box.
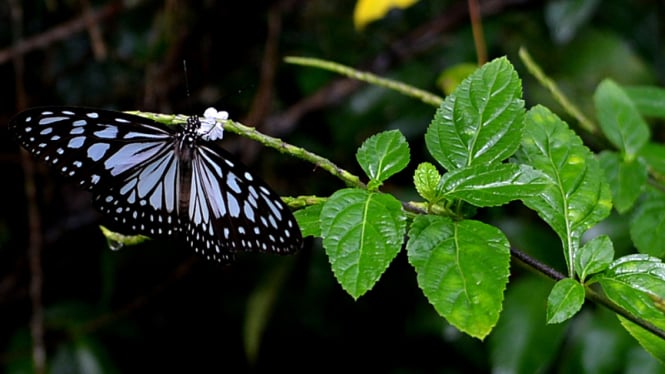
[0,1,121,65]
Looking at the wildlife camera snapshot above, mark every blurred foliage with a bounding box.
[1,0,665,372]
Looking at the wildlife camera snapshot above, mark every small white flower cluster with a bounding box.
[198,107,229,141]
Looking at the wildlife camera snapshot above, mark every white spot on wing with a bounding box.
[227,192,240,217]
[68,136,86,149]
[227,173,241,193]
[94,125,119,139]
[39,116,67,125]
[243,201,255,222]
[87,143,110,161]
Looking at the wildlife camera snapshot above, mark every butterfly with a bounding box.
[8,106,303,262]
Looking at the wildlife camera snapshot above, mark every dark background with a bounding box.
[1,0,664,372]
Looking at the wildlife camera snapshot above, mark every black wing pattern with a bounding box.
[9,107,302,262]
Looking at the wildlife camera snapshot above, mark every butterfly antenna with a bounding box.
[183,59,192,113]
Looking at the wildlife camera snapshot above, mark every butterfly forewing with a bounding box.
[9,107,174,190]
[9,106,302,262]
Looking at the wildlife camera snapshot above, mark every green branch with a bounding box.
[225,118,366,189]
[284,56,444,107]
[518,47,597,134]
[511,246,665,341]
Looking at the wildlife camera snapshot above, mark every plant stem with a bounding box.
[510,246,565,281]
[585,286,665,341]
[518,47,597,134]
[468,0,487,65]
[284,56,444,107]
[226,119,366,189]
[511,246,665,341]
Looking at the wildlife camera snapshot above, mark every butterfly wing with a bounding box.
[9,107,176,189]
[183,142,302,260]
[9,107,182,238]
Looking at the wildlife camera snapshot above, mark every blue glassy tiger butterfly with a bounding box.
[9,107,302,262]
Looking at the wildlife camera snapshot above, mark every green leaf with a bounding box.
[618,316,665,363]
[293,204,323,238]
[546,278,585,324]
[425,57,524,170]
[594,79,650,158]
[601,254,665,302]
[436,62,477,95]
[624,85,665,119]
[439,163,548,207]
[575,235,614,282]
[639,143,665,179]
[630,191,665,257]
[356,129,410,186]
[320,188,407,299]
[413,162,443,203]
[515,105,612,276]
[599,255,665,339]
[598,254,665,361]
[407,215,510,339]
[598,151,648,214]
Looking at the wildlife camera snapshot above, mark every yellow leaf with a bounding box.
[353,0,420,31]
[436,63,478,95]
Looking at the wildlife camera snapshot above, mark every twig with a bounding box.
[468,0,487,65]
[518,47,597,134]
[9,0,45,371]
[0,2,120,65]
[511,246,665,341]
[585,286,665,341]
[510,246,565,281]
[244,4,282,128]
[237,2,284,164]
[21,149,45,374]
[81,0,108,60]
[284,57,443,107]
[229,119,367,189]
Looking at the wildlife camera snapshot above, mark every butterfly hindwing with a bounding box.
[92,141,182,241]
[184,143,301,261]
